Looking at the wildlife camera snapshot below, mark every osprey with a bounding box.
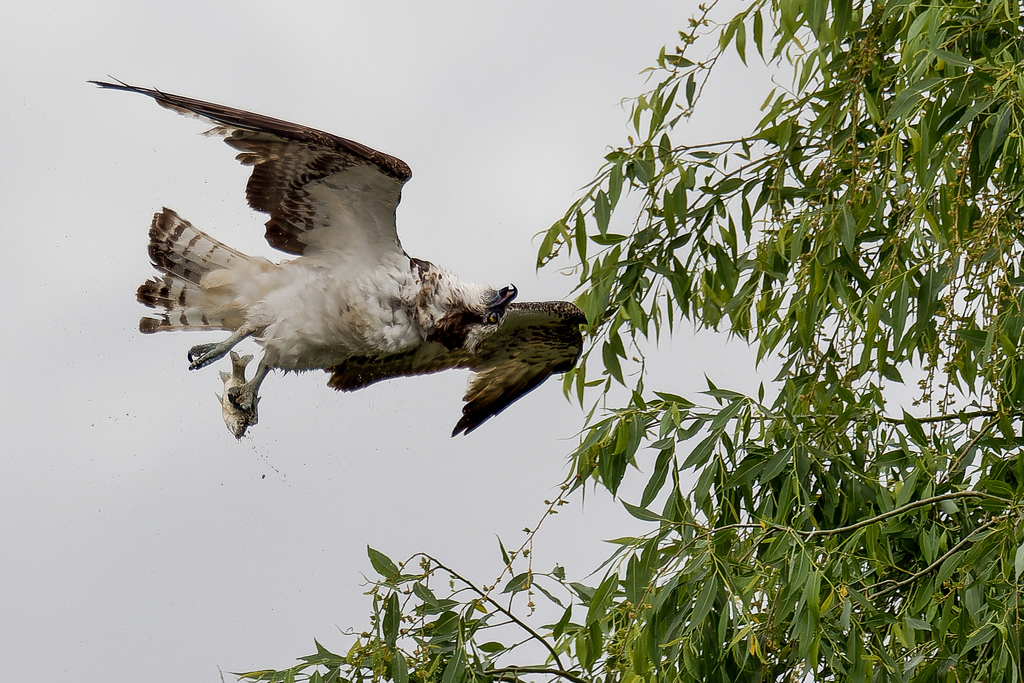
[93,80,586,438]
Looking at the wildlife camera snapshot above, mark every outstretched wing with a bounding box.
[453,301,586,435]
[91,79,411,260]
[327,301,586,435]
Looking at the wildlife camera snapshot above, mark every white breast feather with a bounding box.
[235,252,487,371]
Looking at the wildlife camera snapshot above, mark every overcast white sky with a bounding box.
[0,2,775,681]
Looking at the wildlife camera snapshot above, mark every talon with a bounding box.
[187,343,226,370]
[186,326,260,371]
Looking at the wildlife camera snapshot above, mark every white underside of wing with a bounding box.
[298,165,404,262]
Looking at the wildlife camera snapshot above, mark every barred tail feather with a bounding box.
[148,208,247,284]
[137,208,250,333]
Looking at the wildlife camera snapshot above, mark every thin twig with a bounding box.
[425,556,566,672]
[485,666,588,683]
[486,487,571,598]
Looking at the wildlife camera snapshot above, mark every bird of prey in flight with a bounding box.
[92,80,586,438]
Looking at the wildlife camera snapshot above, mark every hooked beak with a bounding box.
[489,284,518,312]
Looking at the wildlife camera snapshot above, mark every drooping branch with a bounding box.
[484,666,589,683]
[866,516,1005,600]
[803,491,1010,539]
[878,409,1001,425]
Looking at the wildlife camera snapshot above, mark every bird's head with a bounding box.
[482,284,518,324]
[430,283,518,351]
[465,283,517,350]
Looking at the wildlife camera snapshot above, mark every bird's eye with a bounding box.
[486,312,500,325]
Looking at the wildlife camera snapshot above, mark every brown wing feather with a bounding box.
[452,301,585,435]
[326,343,469,392]
[325,301,585,435]
[91,79,411,256]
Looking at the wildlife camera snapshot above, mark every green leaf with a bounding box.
[383,593,399,647]
[654,391,694,406]
[573,209,587,262]
[903,410,928,447]
[497,536,511,566]
[963,625,996,651]
[981,104,1012,163]
[622,500,664,522]
[441,648,466,683]
[880,362,904,383]
[689,573,718,628]
[413,582,439,608]
[586,574,619,626]
[502,572,532,594]
[886,78,943,122]
[602,340,625,384]
[891,276,909,349]
[367,547,400,579]
[753,9,764,56]
[931,48,973,68]
[591,233,628,245]
[624,553,650,605]
[640,447,673,507]
[761,447,791,481]
[682,431,719,469]
[477,641,505,654]
[391,652,409,683]
[532,579,564,607]
[594,190,611,235]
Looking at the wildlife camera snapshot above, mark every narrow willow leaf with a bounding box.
[391,653,409,683]
[441,648,465,683]
[891,276,909,350]
[608,164,624,207]
[963,625,996,651]
[640,448,673,507]
[367,547,400,579]
[682,431,719,469]
[594,190,611,235]
[586,574,619,626]
[573,210,587,262]
[383,593,399,648]
[734,17,747,64]
[623,500,664,522]
[761,447,791,481]
[602,341,625,384]
[753,9,764,56]
[932,48,972,68]
[886,78,943,122]
[502,572,531,594]
[497,536,511,566]
[689,574,718,629]
[902,410,928,447]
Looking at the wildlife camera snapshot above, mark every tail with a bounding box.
[137,208,250,333]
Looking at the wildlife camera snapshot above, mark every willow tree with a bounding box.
[242,1,1024,681]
